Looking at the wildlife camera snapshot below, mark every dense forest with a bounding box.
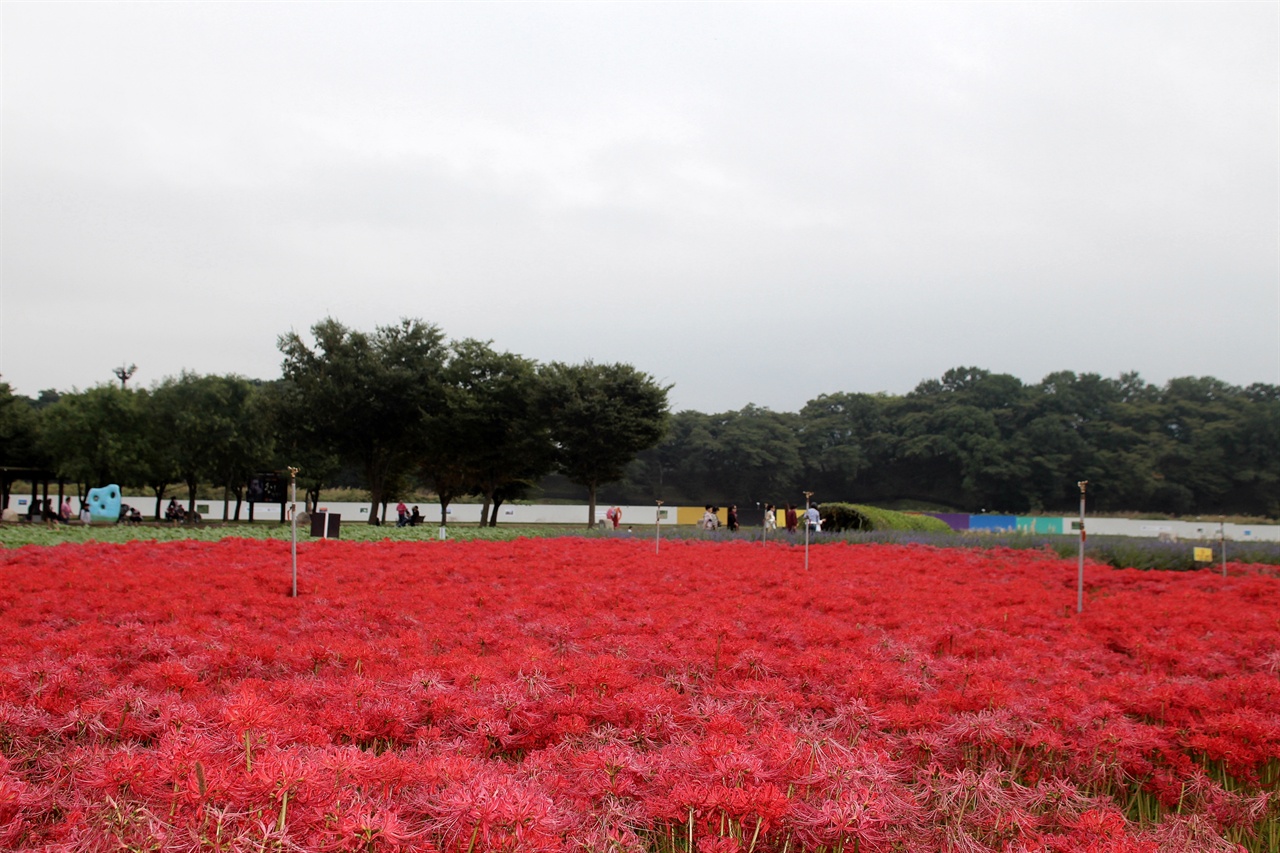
[2,326,1277,521]
[596,367,1279,517]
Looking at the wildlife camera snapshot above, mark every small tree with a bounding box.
[541,361,669,527]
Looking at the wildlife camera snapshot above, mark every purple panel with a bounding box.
[927,513,970,531]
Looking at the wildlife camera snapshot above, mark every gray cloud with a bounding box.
[3,2,1275,411]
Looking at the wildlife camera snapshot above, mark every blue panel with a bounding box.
[969,514,1018,532]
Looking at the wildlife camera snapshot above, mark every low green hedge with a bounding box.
[819,503,953,533]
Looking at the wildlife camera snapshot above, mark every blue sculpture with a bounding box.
[87,484,121,524]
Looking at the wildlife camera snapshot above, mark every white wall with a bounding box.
[169,500,676,526]
[1072,517,1280,542]
[100,496,1280,541]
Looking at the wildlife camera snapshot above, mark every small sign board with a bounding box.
[1193,547,1213,562]
[310,512,340,539]
[1070,521,1082,531]
[247,473,284,504]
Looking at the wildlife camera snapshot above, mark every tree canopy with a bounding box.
[541,362,670,526]
[5,339,1276,522]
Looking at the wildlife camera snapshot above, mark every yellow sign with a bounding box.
[1193,547,1214,562]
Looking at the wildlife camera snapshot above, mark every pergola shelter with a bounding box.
[0,466,64,519]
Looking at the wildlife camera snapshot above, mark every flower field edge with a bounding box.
[0,538,1277,852]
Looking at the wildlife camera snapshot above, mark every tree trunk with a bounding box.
[587,482,597,528]
[186,480,197,518]
[438,495,451,526]
[222,486,230,521]
[233,486,243,521]
[489,498,503,527]
[479,496,491,528]
[367,490,381,525]
[152,486,166,521]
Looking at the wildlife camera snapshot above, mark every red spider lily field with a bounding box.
[1,538,1278,852]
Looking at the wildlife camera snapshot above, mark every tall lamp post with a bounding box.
[288,466,299,598]
[1076,480,1087,613]
[655,500,664,554]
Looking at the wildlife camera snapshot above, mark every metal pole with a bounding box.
[288,467,299,598]
[1077,480,1087,613]
[1220,519,1227,577]
[803,491,814,571]
[655,500,663,554]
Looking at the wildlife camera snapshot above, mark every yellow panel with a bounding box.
[1193,547,1213,562]
[676,506,703,526]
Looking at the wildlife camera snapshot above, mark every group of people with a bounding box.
[705,502,821,534]
[27,497,80,525]
[701,505,742,531]
[165,499,190,523]
[395,502,424,527]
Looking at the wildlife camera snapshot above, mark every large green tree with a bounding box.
[420,340,553,527]
[150,373,271,518]
[0,380,43,469]
[542,361,669,526]
[279,318,446,523]
[259,378,342,515]
[38,385,144,501]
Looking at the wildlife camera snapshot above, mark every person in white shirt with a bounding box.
[804,503,821,534]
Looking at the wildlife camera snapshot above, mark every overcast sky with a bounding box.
[2,2,1277,412]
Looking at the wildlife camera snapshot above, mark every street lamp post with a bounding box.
[655,500,664,554]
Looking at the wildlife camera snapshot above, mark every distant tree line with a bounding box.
[2,332,1276,521]
[0,318,669,527]
[604,367,1279,518]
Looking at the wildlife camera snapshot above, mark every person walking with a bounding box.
[784,504,798,534]
[727,505,739,532]
[805,503,821,535]
[396,500,409,527]
[764,504,777,531]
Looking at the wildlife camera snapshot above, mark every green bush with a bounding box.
[819,503,953,533]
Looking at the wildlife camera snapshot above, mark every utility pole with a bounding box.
[112,363,137,389]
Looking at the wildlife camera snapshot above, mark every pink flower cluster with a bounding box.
[0,538,1276,851]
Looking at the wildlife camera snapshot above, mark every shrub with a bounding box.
[819,502,954,533]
